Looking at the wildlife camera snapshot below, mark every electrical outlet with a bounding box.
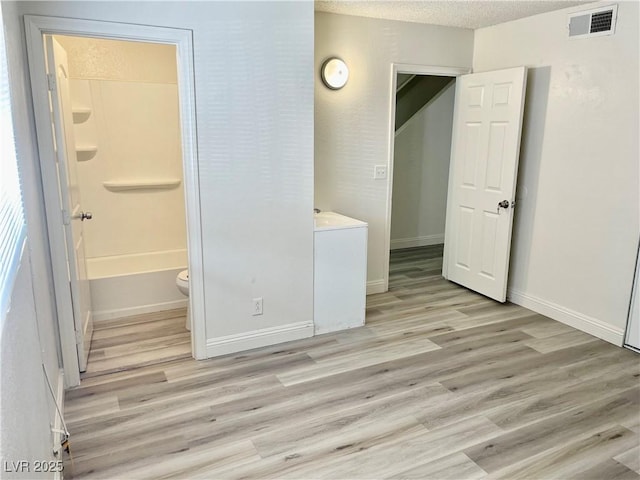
[252,297,263,316]
[374,165,387,179]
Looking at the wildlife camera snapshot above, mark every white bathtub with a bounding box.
[87,249,188,322]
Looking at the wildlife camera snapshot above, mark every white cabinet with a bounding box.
[314,212,368,335]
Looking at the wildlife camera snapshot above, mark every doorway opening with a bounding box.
[52,34,191,377]
[389,73,456,288]
[25,16,206,388]
[384,65,468,293]
[384,64,527,303]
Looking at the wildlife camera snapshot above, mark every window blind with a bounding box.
[0,7,27,318]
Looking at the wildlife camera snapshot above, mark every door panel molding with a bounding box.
[443,67,527,302]
[45,35,94,371]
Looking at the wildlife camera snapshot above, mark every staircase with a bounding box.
[396,75,454,131]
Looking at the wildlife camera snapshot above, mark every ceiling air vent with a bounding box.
[568,4,617,38]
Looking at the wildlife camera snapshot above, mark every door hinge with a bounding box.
[75,329,82,345]
[62,209,71,225]
[47,73,56,91]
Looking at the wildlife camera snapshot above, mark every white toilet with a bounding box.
[176,269,191,331]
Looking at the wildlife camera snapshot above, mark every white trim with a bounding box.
[394,64,471,77]
[206,322,314,357]
[442,80,465,281]
[508,289,625,346]
[384,64,470,293]
[52,368,64,465]
[93,299,188,323]
[390,234,444,250]
[24,15,207,387]
[366,279,386,295]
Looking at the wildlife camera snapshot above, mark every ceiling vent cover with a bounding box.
[568,4,617,38]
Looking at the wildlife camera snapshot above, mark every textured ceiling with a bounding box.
[315,1,593,29]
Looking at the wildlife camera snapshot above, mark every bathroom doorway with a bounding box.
[25,16,206,387]
[52,34,190,376]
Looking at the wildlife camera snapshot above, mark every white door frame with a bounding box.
[24,15,207,387]
[383,64,470,292]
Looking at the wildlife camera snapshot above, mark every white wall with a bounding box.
[2,0,62,472]
[315,12,473,290]
[7,1,314,353]
[474,1,639,343]
[391,82,455,249]
[1,249,57,479]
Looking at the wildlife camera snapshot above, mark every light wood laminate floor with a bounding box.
[64,245,640,479]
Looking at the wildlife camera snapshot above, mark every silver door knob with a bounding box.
[79,211,92,221]
[497,200,510,213]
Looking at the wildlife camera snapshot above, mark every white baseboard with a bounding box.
[206,321,314,357]
[367,279,386,295]
[508,289,624,346]
[390,234,444,250]
[93,299,188,323]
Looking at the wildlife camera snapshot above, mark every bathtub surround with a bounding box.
[60,37,186,260]
[55,36,177,84]
[55,36,188,321]
[314,12,474,293]
[390,81,455,250]
[88,250,188,322]
[69,78,186,259]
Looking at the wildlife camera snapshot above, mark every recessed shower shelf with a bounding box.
[72,107,92,123]
[76,146,98,162]
[103,179,182,192]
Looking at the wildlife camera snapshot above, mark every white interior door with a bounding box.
[443,67,527,302]
[45,36,94,371]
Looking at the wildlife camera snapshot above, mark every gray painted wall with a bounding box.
[395,75,452,130]
[391,82,455,249]
[315,11,474,287]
